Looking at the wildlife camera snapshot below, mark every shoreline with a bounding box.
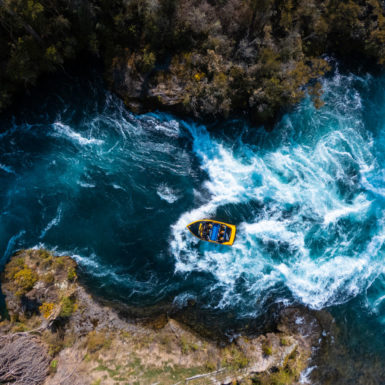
[0,249,333,384]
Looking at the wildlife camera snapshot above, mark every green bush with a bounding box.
[67,266,77,281]
[262,344,273,356]
[38,249,52,259]
[180,335,199,354]
[59,296,76,318]
[222,345,249,369]
[50,359,58,373]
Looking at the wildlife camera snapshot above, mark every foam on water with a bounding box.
[157,183,180,203]
[4,66,385,384]
[78,182,96,188]
[39,204,63,239]
[299,366,317,384]
[171,70,385,314]
[0,163,14,174]
[52,122,104,146]
[3,69,385,323]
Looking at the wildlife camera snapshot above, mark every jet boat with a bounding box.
[186,219,236,246]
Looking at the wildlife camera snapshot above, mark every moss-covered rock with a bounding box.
[1,249,78,321]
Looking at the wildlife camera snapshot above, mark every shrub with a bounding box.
[39,302,55,319]
[39,250,54,269]
[262,343,273,356]
[14,268,38,295]
[222,345,249,369]
[205,359,217,371]
[232,349,249,369]
[11,322,29,332]
[5,257,25,281]
[42,330,64,356]
[53,256,66,271]
[59,296,76,318]
[194,72,205,81]
[63,333,76,348]
[180,335,199,354]
[266,369,293,385]
[38,249,52,259]
[40,258,53,270]
[67,266,77,282]
[139,48,156,72]
[87,331,111,353]
[50,359,58,373]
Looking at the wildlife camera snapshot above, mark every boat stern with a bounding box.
[222,224,237,246]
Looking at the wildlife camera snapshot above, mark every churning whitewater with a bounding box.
[1,70,385,321]
[172,71,383,315]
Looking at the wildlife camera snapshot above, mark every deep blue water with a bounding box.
[3,69,385,382]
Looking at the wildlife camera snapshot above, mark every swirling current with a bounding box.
[3,69,385,381]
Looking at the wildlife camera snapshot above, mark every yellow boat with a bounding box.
[186,219,237,246]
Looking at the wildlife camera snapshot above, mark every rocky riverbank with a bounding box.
[2,0,385,125]
[0,249,335,385]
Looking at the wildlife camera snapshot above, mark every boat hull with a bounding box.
[186,219,236,246]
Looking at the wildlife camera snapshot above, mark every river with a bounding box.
[2,67,385,383]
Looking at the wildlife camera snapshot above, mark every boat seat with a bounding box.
[210,224,220,241]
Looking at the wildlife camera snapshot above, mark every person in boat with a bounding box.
[218,225,226,242]
[203,222,212,239]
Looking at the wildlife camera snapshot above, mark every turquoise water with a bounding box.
[2,68,385,381]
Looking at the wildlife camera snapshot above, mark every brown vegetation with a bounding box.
[0,334,49,385]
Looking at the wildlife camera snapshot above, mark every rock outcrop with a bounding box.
[0,249,332,384]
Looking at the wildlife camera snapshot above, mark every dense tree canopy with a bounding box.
[1,0,385,123]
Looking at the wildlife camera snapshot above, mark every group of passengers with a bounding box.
[201,222,227,243]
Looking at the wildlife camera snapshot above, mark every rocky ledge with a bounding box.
[0,249,333,385]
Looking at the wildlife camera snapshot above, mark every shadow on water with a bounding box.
[310,295,385,385]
